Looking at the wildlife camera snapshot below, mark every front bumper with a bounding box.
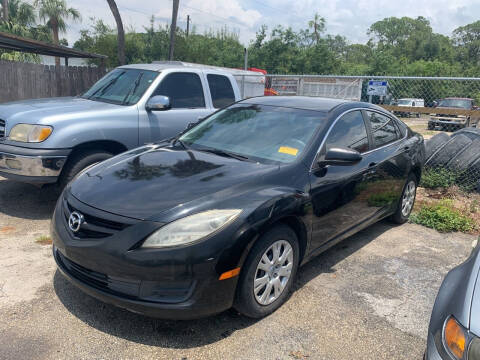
[425,332,443,360]
[0,143,69,183]
[51,192,240,319]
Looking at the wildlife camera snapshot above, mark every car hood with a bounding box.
[69,146,279,220]
[0,97,123,127]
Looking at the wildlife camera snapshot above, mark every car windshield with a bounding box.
[179,104,326,164]
[398,100,412,105]
[82,68,158,105]
[438,99,472,109]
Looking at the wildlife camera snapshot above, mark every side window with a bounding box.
[325,111,369,153]
[153,72,205,109]
[207,74,235,108]
[366,111,399,148]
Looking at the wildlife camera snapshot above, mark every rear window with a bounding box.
[207,74,235,108]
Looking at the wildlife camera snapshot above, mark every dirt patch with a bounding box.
[35,236,53,245]
[0,226,16,234]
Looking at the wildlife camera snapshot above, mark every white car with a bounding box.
[395,98,425,117]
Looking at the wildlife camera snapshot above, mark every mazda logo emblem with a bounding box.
[68,211,84,233]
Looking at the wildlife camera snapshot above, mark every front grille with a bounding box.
[0,119,5,139]
[56,250,140,298]
[62,197,132,239]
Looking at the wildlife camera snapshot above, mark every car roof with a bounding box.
[242,96,353,112]
[444,97,473,100]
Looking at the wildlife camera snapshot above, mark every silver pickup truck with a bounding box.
[0,62,264,187]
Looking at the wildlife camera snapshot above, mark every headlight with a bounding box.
[142,209,242,248]
[8,124,53,142]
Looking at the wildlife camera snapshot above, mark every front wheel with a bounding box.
[390,174,417,224]
[234,225,299,318]
[58,150,113,189]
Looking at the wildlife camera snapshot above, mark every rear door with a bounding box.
[362,110,410,216]
[139,71,214,144]
[205,73,238,110]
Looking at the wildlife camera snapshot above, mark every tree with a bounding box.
[308,13,325,45]
[453,21,480,66]
[34,0,80,66]
[106,0,125,65]
[168,0,179,60]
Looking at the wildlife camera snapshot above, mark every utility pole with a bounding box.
[2,0,8,22]
[168,0,179,60]
[186,15,190,37]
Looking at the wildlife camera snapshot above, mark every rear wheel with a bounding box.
[234,224,299,318]
[390,174,417,224]
[58,150,113,189]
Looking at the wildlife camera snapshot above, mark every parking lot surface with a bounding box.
[0,175,477,360]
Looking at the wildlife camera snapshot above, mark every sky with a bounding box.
[64,0,480,47]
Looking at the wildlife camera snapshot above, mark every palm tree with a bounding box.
[308,13,325,45]
[106,0,125,65]
[34,0,80,66]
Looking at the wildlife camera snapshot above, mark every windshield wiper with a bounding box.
[122,73,143,105]
[172,137,188,149]
[87,71,125,100]
[199,148,252,161]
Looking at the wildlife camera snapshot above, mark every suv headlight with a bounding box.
[8,124,53,142]
[142,209,242,248]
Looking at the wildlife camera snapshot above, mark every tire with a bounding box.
[425,132,450,161]
[426,134,472,168]
[234,224,300,318]
[390,174,417,224]
[58,150,113,189]
[447,138,480,171]
[452,128,480,141]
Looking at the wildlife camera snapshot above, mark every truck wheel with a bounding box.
[234,224,299,318]
[425,132,450,161]
[426,134,472,168]
[58,150,113,189]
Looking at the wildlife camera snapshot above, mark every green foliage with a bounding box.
[410,200,475,233]
[420,168,458,189]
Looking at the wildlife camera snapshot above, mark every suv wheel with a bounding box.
[58,150,113,189]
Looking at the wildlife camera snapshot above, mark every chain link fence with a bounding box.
[264,74,480,192]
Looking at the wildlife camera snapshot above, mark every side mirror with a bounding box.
[318,147,362,167]
[432,101,438,108]
[146,95,171,111]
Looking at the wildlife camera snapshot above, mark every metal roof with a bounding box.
[0,31,106,59]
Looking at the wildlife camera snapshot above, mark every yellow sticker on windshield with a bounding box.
[278,146,299,156]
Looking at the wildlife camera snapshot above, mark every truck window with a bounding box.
[153,72,205,109]
[207,74,235,108]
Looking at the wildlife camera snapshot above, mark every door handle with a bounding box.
[404,145,410,151]
[368,162,377,168]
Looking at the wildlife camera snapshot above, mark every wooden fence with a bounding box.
[0,60,107,103]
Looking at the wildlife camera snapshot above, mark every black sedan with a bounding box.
[51,96,425,319]
[426,238,480,360]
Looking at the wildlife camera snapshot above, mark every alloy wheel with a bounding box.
[401,180,416,217]
[253,240,294,306]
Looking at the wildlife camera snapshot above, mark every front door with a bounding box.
[309,110,377,251]
[139,72,213,144]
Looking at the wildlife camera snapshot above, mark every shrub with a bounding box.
[420,168,458,189]
[410,200,475,232]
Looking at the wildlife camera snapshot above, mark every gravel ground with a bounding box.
[0,175,477,360]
